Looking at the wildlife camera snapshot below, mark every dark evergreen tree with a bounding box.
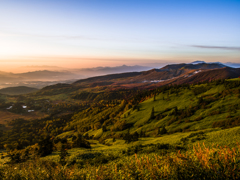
[124,130,131,143]
[72,133,91,149]
[102,125,107,132]
[173,106,178,116]
[153,94,156,101]
[133,132,139,141]
[160,126,167,135]
[84,133,89,140]
[59,143,69,165]
[37,135,53,157]
[150,107,155,119]
[139,130,145,137]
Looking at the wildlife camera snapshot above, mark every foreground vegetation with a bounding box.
[1,142,240,179]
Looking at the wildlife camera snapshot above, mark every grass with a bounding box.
[86,129,103,139]
[118,83,240,135]
[227,78,240,81]
[1,141,240,179]
[33,126,240,164]
[200,126,240,148]
[56,131,75,139]
[124,88,197,129]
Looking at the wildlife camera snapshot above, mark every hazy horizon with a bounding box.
[0,0,240,73]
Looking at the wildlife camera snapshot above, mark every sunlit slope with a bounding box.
[67,79,240,140]
[123,84,239,133]
[38,126,240,164]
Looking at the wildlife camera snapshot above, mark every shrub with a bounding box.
[194,116,203,121]
[167,116,178,126]
[110,120,127,131]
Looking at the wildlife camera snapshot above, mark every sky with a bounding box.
[0,0,239,72]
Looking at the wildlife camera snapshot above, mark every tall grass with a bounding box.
[1,143,240,179]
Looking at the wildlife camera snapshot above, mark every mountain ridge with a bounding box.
[0,86,38,95]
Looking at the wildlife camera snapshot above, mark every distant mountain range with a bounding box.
[0,65,152,89]
[224,62,240,68]
[0,62,239,91]
[72,65,151,75]
[71,61,240,90]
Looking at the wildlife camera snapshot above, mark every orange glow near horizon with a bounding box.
[0,56,238,73]
[1,54,239,73]
[0,56,167,73]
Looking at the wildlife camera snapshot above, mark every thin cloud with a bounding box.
[29,34,99,40]
[191,45,240,51]
[0,31,98,40]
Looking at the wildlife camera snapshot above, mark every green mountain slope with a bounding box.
[1,78,239,150]
[65,78,240,141]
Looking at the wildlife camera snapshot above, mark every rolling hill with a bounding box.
[0,86,38,95]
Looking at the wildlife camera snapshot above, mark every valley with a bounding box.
[0,62,240,179]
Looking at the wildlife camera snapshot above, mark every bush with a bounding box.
[194,116,203,121]
[212,117,240,128]
[167,116,178,126]
[110,120,127,131]
[71,134,91,149]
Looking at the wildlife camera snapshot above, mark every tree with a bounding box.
[8,150,21,163]
[173,106,178,116]
[133,132,139,141]
[4,144,14,151]
[72,133,91,149]
[139,130,145,137]
[123,130,139,143]
[198,97,203,105]
[37,135,53,157]
[124,130,131,143]
[102,125,107,132]
[150,107,155,119]
[59,143,69,165]
[94,122,101,130]
[84,133,89,139]
[22,148,30,161]
[160,126,167,135]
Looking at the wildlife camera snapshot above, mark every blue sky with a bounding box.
[0,0,239,71]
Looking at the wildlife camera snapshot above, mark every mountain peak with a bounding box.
[190,61,206,64]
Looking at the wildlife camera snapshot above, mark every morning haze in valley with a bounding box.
[0,0,240,179]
